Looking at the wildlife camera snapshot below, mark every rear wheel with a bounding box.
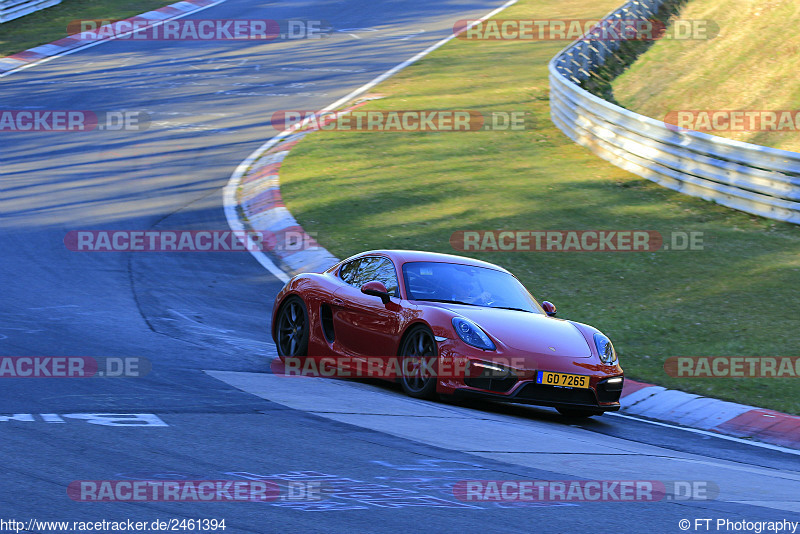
[275,296,309,359]
[557,407,603,418]
[399,325,438,399]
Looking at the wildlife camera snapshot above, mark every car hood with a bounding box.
[432,304,592,358]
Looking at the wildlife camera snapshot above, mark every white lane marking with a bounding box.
[63,413,168,426]
[280,67,366,73]
[223,0,520,283]
[40,413,65,423]
[397,30,426,41]
[608,412,800,456]
[336,28,379,39]
[0,413,167,426]
[0,0,228,79]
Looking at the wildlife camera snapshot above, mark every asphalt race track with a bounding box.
[1,0,799,532]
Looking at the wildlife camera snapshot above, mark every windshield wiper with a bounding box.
[491,306,533,313]
[415,298,476,306]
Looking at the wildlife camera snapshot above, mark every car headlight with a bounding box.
[594,333,617,364]
[452,317,496,351]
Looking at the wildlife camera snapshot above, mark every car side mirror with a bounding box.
[361,281,391,304]
[541,301,557,317]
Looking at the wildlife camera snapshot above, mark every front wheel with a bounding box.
[557,407,603,418]
[399,325,438,399]
[275,296,309,359]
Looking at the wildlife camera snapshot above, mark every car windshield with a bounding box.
[402,261,542,313]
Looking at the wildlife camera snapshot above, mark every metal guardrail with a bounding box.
[549,0,800,224]
[1,0,61,23]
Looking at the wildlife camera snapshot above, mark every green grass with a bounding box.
[278,0,800,414]
[612,0,800,152]
[0,0,171,57]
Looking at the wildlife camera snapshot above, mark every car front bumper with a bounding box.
[450,376,623,412]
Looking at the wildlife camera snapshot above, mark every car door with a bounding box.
[332,256,402,361]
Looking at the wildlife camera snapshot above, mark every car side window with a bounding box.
[338,259,361,285]
[352,256,399,297]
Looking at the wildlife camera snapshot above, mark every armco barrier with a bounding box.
[549,0,800,224]
[0,0,60,23]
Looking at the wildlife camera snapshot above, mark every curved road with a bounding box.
[1,0,798,532]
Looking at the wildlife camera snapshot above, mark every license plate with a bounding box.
[536,371,590,389]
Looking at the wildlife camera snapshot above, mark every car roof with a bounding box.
[345,249,511,274]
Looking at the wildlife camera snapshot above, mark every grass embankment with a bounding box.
[0,0,171,57]
[278,0,800,413]
[612,0,800,152]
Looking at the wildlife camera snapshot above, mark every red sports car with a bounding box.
[270,250,624,417]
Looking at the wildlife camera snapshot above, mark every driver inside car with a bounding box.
[449,270,493,305]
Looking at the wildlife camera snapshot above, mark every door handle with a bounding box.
[333,298,344,305]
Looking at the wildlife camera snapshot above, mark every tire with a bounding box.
[275,296,309,359]
[557,407,603,418]
[398,325,438,399]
